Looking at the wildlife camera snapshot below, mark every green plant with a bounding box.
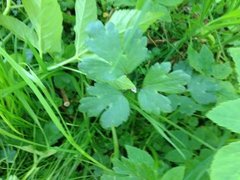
[0,0,240,179]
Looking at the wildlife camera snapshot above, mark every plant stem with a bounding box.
[3,0,11,15]
[60,89,70,107]
[112,126,119,159]
[47,49,88,71]
[10,5,23,9]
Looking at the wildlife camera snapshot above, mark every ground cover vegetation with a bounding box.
[0,0,240,179]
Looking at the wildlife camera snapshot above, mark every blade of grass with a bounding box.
[0,47,112,172]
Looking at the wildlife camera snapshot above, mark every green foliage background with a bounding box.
[0,0,240,179]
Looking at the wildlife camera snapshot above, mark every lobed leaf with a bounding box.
[143,62,190,94]
[101,145,158,179]
[188,45,214,75]
[168,95,200,115]
[188,45,232,80]
[188,75,219,105]
[138,62,190,115]
[79,83,130,129]
[79,21,147,88]
[138,88,172,115]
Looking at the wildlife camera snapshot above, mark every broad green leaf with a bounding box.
[22,0,63,53]
[112,158,142,178]
[173,61,193,76]
[143,62,190,94]
[86,21,147,74]
[193,126,221,148]
[184,153,213,180]
[165,149,193,163]
[109,7,168,33]
[125,145,154,166]
[138,62,190,115]
[188,45,232,79]
[159,0,183,7]
[79,21,147,87]
[79,83,130,129]
[112,158,158,179]
[138,88,172,115]
[79,55,123,82]
[228,47,240,84]
[162,166,185,180]
[188,45,215,75]
[43,121,63,145]
[207,98,240,133]
[217,81,239,103]
[74,0,97,55]
[0,15,38,48]
[210,141,240,180]
[102,145,158,180]
[168,95,200,115]
[188,75,219,104]
[211,62,232,80]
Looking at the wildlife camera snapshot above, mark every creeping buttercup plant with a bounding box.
[1,0,240,179]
